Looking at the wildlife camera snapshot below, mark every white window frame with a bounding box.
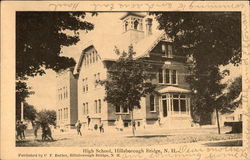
[162,43,173,58]
[149,95,157,112]
[115,106,129,114]
[161,94,190,116]
[159,69,178,85]
[167,45,173,58]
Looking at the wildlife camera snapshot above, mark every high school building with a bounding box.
[56,67,78,130]
[56,12,192,129]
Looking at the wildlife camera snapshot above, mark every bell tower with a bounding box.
[120,12,145,44]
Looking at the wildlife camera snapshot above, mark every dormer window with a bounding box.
[134,20,139,30]
[162,44,173,58]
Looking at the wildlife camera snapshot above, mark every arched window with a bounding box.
[134,20,139,30]
[124,21,128,31]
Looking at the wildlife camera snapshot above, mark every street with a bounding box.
[16,126,242,147]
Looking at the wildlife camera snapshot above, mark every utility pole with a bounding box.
[215,108,221,134]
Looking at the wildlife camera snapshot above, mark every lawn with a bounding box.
[16,126,242,147]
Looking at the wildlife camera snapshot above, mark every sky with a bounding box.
[25,12,241,111]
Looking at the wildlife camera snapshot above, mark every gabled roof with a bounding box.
[74,30,167,75]
[120,12,146,20]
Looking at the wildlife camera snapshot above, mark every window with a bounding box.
[98,99,101,113]
[173,99,179,111]
[95,51,98,61]
[123,106,128,113]
[159,69,177,84]
[162,44,166,53]
[158,69,163,83]
[167,45,173,58]
[239,114,243,121]
[58,110,60,120]
[95,100,98,113]
[165,69,170,84]
[89,52,92,64]
[172,70,177,84]
[86,103,88,114]
[83,103,85,114]
[124,122,129,127]
[150,95,155,112]
[58,109,60,120]
[63,108,65,119]
[163,94,190,115]
[134,20,139,30]
[162,44,173,58]
[85,78,88,92]
[116,105,129,113]
[94,74,96,87]
[82,79,85,92]
[116,105,120,113]
[86,54,89,65]
[92,51,95,63]
[84,56,87,66]
[124,21,128,31]
[180,99,186,111]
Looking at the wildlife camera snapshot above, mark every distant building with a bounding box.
[73,12,192,130]
[56,67,78,130]
[211,92,243,126]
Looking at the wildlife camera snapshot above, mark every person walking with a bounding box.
[87,116,91,130]
[33,121,39,139]
[99,122,104,133]
[45,124,54,140]
[20,121,26,139]
[16,121,22,140]
[75,120,82,136]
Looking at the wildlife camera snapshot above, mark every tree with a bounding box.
[100,46,155,136]
[37,109,57,126]
[16,12,95,115]
[154,12,241,133]
[23,103,37,122]
[16,12,95,78]
[220,76,242,114]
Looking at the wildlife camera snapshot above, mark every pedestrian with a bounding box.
[87,116,91,130]
[41,123,46,141]
[16,121,22,140]
[20,121,26,139]
[99,122,104,133]
[41,123,53,141]
[132,120,136,130]
[158,116,161,127]
[33,121,39,139]
[45,124,53,141]
[75,120,82,136]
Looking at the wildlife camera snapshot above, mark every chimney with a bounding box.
[145,18,153,36]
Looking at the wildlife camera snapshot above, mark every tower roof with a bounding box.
[120,12,146,20]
